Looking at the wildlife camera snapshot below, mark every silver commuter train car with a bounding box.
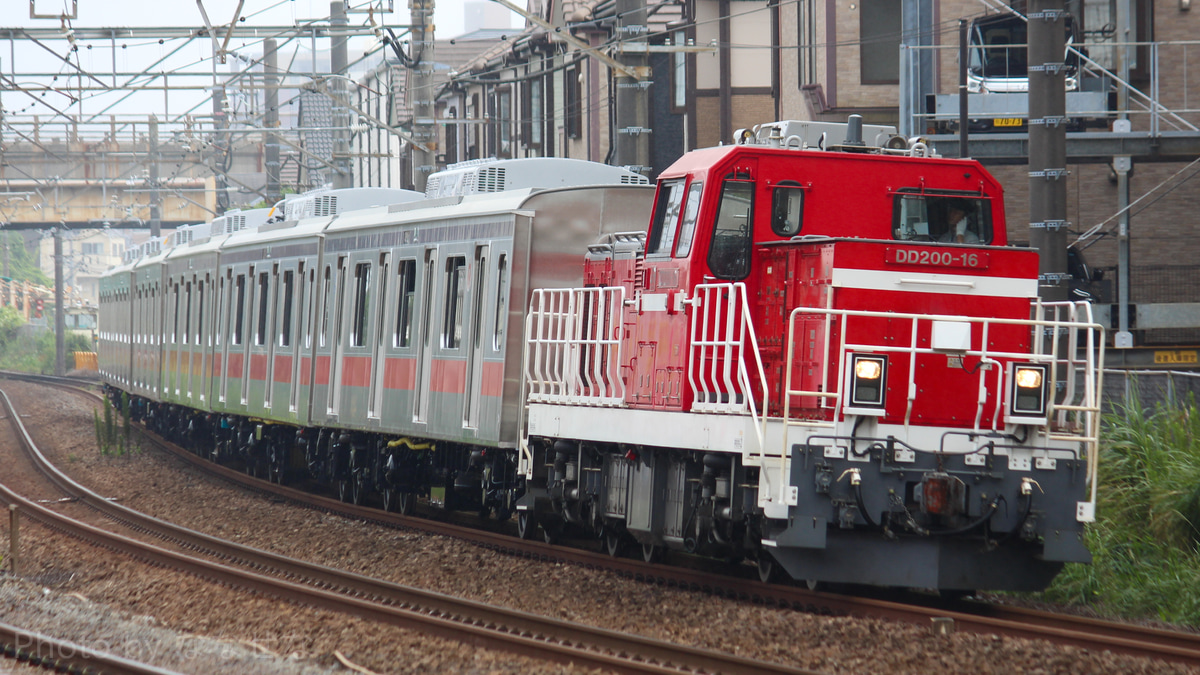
[99,158,653,510]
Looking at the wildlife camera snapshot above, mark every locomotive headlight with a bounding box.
[849,354,887,408]
[855,358,882,380]
[1014,367,1043,390]
[1009,363,1049,419]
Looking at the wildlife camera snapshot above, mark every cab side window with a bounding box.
[771,183,804,237]
[646,179,686,256]
[707,180,755,279]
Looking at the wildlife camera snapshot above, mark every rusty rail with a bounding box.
[9,373,1200,668]
[0,381,815,675]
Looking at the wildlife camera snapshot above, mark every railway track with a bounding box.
[9,372,1200,669]
[0,620,183,675]
[0,378,816,675]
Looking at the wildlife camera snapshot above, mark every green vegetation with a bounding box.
[93,392,132,456]
[0,306,93,373]
[1042,391,1200,625]
[1,231,52,287]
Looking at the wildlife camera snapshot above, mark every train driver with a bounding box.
[940,200,979,244]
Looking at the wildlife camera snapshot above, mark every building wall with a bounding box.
[36,229,131,306]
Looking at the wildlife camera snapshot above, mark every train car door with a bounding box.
[265,264,281,410]
[413,247,437,424]
[226,268,248,407]
[463,244,488,429]
[290,263,310,415]
[218,270,234,405]
[368,252,393,420]
[152,269,165,399]
[327,256,349,417]
[196,270,211,401]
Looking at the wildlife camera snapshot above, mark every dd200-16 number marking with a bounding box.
[887,248,989,269]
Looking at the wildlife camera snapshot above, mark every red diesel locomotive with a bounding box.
[521,118,1102,590]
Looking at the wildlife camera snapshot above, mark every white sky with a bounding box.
[7,1,522,122]
[21,0,521,44]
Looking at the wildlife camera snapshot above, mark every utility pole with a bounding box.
[615,0,650,173]
[53,227,64,377]
[264,38,282,204]
[409,0,436,192]
[149,116,161,239]
[1113,0,1134,348]
[212,82,230,214]
[331,1,352,189]
[1027,0,1069,302]
[958,19,968,158]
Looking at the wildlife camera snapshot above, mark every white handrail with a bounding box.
[781,302,1103,507]
[524,287,626,406]
[686,283,770,453]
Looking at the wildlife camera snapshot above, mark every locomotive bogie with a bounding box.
[520,437,754,562]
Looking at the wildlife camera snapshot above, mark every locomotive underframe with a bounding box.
[522,402,1090,591]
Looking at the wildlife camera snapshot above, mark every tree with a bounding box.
[1,231,52,286]
[0,306,22,344]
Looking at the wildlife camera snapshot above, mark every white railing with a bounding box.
[524,287,626,406]
[686,283,770,453]
[780,301,1105,507]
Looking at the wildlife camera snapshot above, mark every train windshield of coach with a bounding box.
[892,190,993,244]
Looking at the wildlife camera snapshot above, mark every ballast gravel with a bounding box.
[1,379,1197,675]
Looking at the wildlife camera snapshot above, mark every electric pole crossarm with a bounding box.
[486,0,646,79]
[195,0,225,63]
[219,1,247,62]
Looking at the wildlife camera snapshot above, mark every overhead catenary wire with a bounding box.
[1072,156,1200,251]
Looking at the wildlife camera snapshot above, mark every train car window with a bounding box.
[707,180,755,280]
[493,254,508,350]
[351,263,372,348]
[472,254,486,352]
[443,256,466,349]
[892,190,992,244]
[256,272,270,346]
[233,274,246,346]
[197,280,205,347]
[646,179,686,256]
[674,182,704,258]
[184,282,192,345]
[304,269,314,349]
[394,260,416,348]
[771,183,805,237]
[320,266,332,348]
[281,270,294,348]
[377,257,390,349]
[172,282,180,344]
[215,276,225,347]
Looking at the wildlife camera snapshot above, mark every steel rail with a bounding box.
[13,373,1200,667]
[0,621,183,675]
[0,381,815,675]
